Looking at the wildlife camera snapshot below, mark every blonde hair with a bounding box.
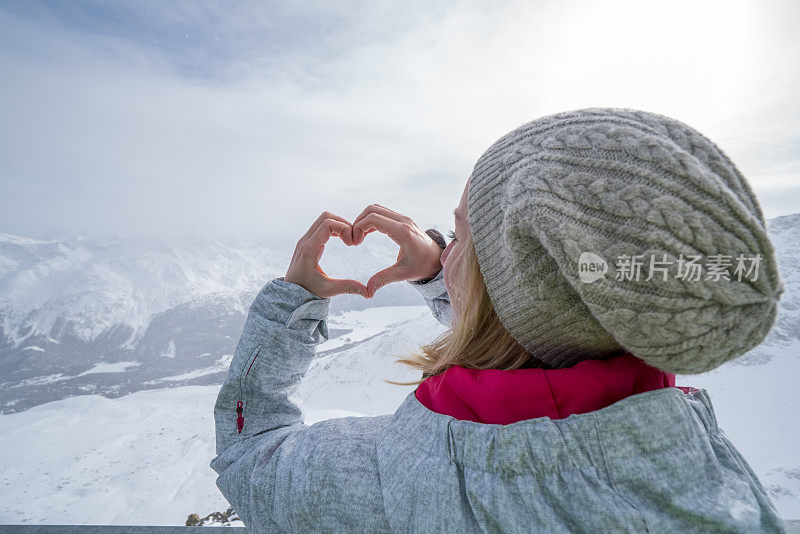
[385,231,549,387]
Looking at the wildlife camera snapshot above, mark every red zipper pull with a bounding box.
[236,401,244,434]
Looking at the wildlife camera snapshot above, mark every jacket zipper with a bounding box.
[237,346,262,434]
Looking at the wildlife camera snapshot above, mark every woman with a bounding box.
[210,108,786,533]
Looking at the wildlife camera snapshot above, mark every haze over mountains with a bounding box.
[0,232,420,413]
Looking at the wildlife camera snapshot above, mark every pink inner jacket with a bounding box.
[414,352,677,424]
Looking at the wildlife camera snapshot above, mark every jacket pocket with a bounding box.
[236,345,263,434]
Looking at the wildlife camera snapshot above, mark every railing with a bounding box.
[1,522,799,533]
[0,528,248,533]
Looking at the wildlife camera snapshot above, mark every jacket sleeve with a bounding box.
[209,277,391,532]
[407,268,453,328]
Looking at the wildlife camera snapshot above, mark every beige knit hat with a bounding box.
[467,107,785,374]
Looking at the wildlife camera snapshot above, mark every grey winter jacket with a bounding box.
[210,269,786,533]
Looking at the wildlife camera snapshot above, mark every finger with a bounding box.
[366,264,411,298]
[323,278,369,298]
[352,213,408,247]
[352,204,412,244]
[302,211,353,244]
[303,212,353,244]
[308,219,354,250]
[353,204,412,226]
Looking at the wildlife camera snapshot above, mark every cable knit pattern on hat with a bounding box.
[467,107,785,374]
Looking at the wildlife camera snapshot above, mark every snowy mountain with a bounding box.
[0,212,798,524]
[0,233,419,413]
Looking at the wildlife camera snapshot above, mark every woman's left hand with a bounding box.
[284,211,370,299]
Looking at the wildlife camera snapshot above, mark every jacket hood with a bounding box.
[415,352,675,424]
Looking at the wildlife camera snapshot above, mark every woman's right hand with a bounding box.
[352,204,444,298]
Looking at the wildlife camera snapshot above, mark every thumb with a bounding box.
[366,265,408,298]
[325,278,369,298]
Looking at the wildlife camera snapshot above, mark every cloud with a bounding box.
[1,0,798,246]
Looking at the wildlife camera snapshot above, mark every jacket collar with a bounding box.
[414,352,675,424]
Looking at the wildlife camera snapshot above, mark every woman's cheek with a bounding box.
[441,242,453,265]
[443,246,461,300]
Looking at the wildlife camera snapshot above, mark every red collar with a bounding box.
[414,353,675,424]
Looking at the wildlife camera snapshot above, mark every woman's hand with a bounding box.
[352,204,444,298]
[284,211,369,299]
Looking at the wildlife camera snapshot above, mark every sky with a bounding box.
[1,0,798,248]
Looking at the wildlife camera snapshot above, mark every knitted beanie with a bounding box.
[467,107,785,374]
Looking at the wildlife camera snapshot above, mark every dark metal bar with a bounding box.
[0,527,248,533]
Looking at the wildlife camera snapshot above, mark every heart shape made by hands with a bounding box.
[317,231,401,289]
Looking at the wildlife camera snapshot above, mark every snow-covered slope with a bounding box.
[300,305,447,415]
[0,304,443,526]
[0,385,366,526]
